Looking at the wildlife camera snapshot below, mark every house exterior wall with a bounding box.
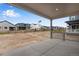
[0,21,15,32]
[69,16,79,21]
[15,23,30,30]
[66,16,79,33]
[30,24,42,30]
[26,24,30,29]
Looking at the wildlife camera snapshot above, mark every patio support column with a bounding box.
[63,31,65,41]
[50,19,53,39]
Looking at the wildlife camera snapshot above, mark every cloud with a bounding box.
[2,9,20,17]
[0,3,3,5]
[9,6,13,8]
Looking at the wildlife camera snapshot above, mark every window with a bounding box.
[70,16,75,21]
[4,27,7,29]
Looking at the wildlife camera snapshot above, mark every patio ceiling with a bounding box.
[10,3,79,19]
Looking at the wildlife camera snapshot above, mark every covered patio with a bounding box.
[2,3,79,56]
[10,3,79,39]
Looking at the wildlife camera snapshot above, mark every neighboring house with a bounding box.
[49,26,65,30]
[30,24,42,31]
[15,23,30,30]
[41,26,49,31]
[66,16,79,33]
[52,26,65,30]
[0,20,16,32]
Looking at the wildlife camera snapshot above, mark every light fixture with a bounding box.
[56,8,59,11]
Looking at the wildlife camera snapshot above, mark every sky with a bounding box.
[0,3,69,27]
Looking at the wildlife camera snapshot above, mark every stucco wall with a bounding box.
[0,22,15,32]
[30,24,41,30]
[65,34,79,41]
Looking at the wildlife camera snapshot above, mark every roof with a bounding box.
[15,23,30,27]
[0,20,15,26]
[10,3,79,19]
[66,20,79,25]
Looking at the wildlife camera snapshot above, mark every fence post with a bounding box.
[63,30,66,41]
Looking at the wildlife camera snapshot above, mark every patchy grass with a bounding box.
[0,32,10,35]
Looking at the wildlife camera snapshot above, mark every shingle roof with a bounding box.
[15,23,30,27]
[0,20,15,26]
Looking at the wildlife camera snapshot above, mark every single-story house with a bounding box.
[0,20,48,32]
[49,26,65,30]
[15,23,30,30]
[30,24,42,31]
[41,26,49,31]
[0,20,16,32]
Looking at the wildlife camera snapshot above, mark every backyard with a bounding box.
[2,30,79,55]
[0,31,50,54]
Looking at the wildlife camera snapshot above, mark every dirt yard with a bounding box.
[1,31,79,55]
[0,31,50,54]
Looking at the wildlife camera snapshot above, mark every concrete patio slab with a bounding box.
[43,40,79,56]
[2,39,79,56]
[3,39,62,56]
[3,45,41,56]
[30,39,62,55]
